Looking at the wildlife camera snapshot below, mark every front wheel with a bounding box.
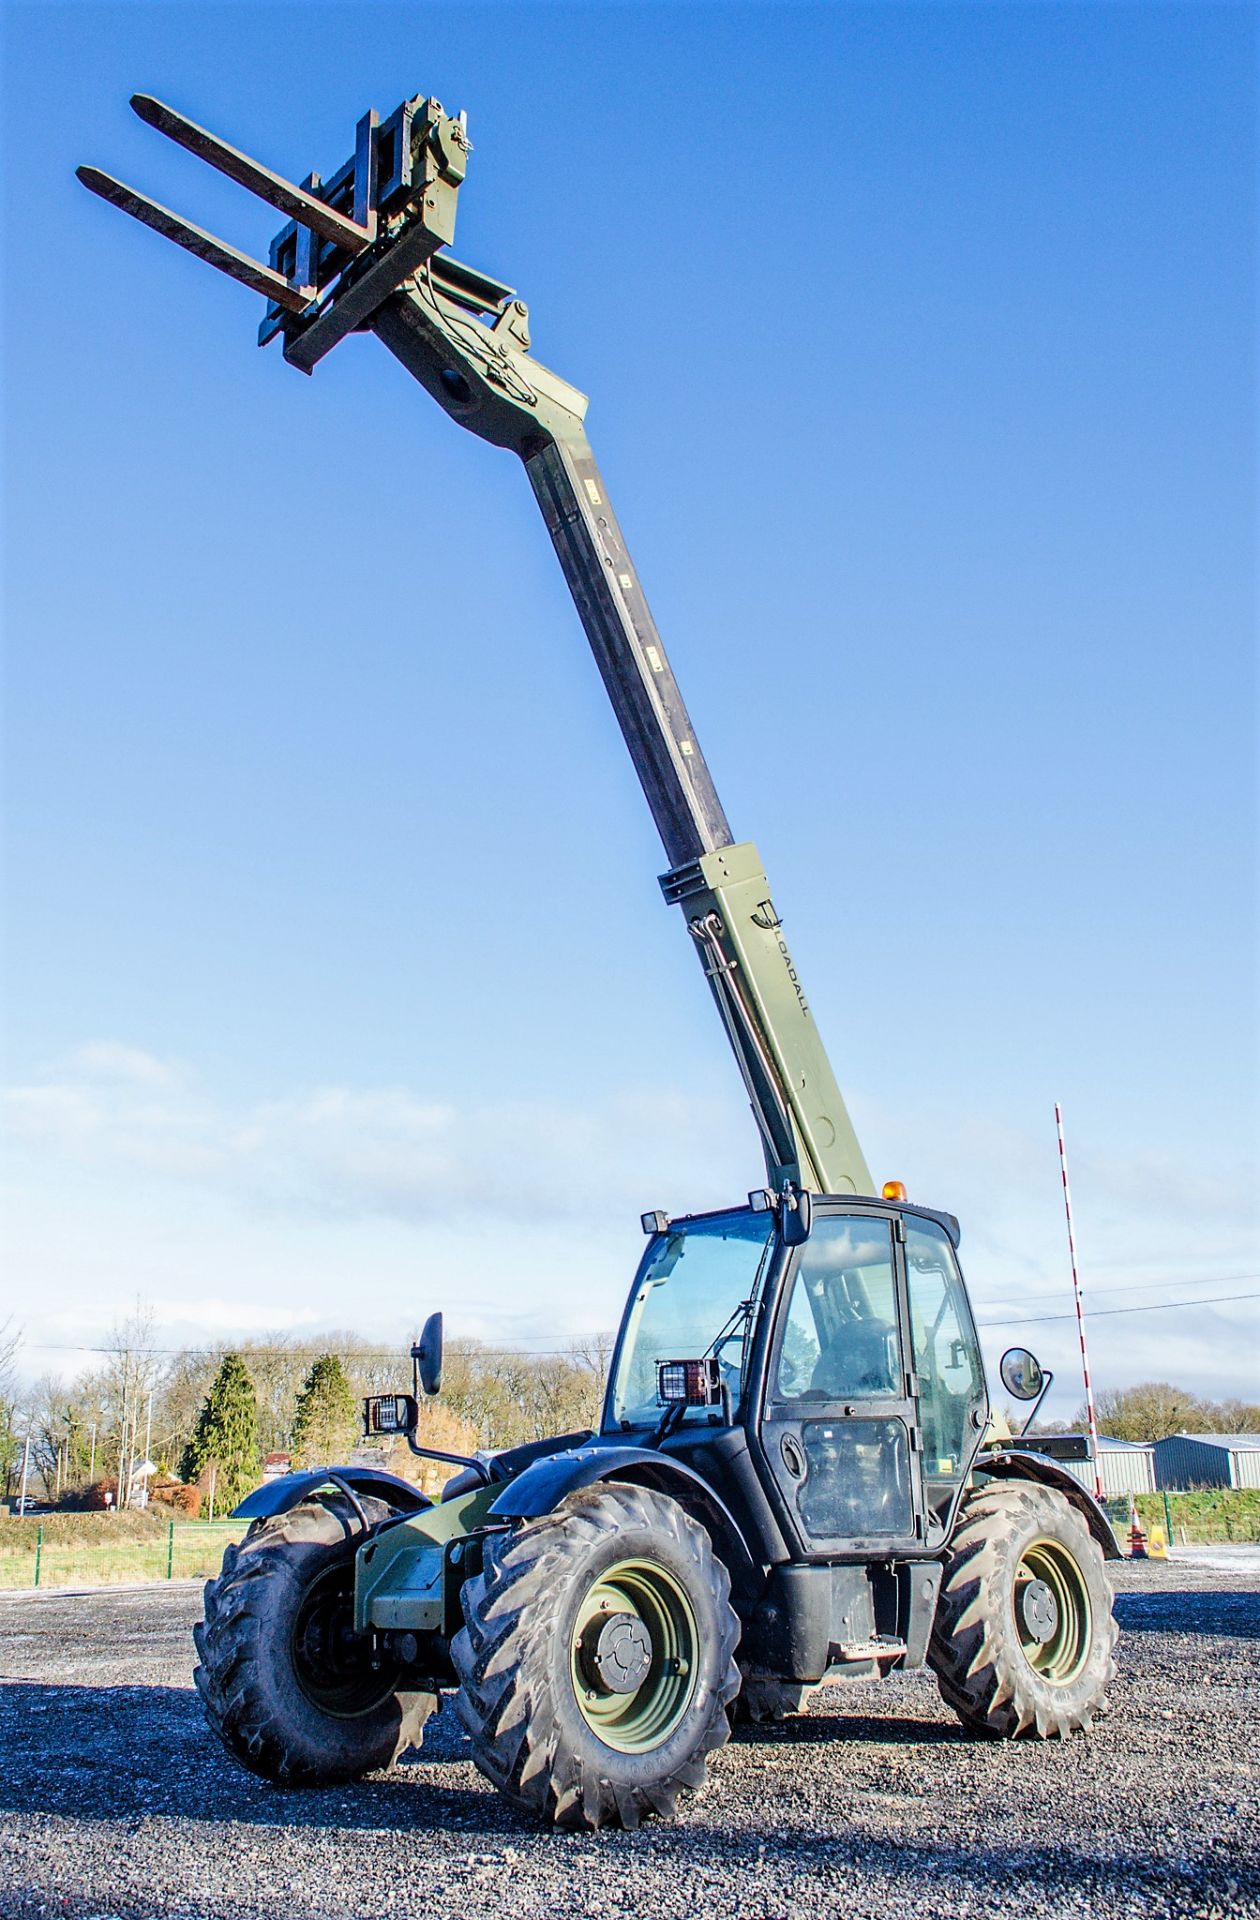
[929,1480,1118,1739]
[193,1494,437,1785]
[452,1482,741,1828]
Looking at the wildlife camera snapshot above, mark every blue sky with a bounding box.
[3,3,1256,1410]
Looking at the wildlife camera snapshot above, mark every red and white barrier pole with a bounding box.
[1055,1102,1104,1502]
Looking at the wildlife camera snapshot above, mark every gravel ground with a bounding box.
[1,1556,1256,1920]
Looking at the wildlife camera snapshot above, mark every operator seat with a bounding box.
[809,1318,895,1398]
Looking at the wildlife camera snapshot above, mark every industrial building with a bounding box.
[1153,1433,1260,1490]
[1028,1434,1157,1496]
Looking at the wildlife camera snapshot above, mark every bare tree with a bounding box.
[1084,1381,1210,1445]
[0,1318,23,1498]
[102,1301,168,1505]
[1208,1397,1260,1433]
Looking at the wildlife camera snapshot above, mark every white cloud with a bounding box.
[148,1297,330,1335]
[61,1041,184,1088]
[4,1042,1256,1403]
[3,1044,747,1227]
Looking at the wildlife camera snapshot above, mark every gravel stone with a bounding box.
[1,1556,1257,1919]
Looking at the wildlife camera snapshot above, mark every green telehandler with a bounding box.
[81,89,1120,1831]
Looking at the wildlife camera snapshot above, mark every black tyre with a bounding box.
[729,1664,814,1726]
[451,1483,741,1829]
[929,1480,1118,1739]
[193,1493,437,1785]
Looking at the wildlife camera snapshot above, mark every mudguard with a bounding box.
[233,1466,432,1521]
[487,1442,759,1580]
[974,1448,1122,1559]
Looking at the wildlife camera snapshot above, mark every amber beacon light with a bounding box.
[882,1180,908,1202]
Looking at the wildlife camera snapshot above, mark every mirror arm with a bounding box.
[404,1345,491,1483]
[401,1429,493,1483]
[1017,1367,1054,1438]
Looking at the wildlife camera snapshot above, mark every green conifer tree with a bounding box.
[179,1353,261,1512]
[290,1354,358,1469]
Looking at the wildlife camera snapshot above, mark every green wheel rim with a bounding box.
[1012,1537,1092,1686]
[569,1557,699,1753]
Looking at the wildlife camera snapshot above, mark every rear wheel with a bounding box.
[193,1493,437,1785]
[929,1480,1118,1739]
[452,1483,741,1828]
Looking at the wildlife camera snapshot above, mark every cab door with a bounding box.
[902,1214,988,1545]
[758,1210,928,1556]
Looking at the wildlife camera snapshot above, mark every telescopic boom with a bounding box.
[79,91,873,1198]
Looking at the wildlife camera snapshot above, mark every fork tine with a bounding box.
[130,94,372,256]
[76,167,310,312]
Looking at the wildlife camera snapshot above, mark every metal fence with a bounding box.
[1104,1488,1260,1548]
[1105,1490,1186,1539]
[1,1520,244,1590]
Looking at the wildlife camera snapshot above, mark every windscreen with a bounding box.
[608,1210,774,1428]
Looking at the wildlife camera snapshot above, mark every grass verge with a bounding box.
[1133,1489,1260,1544]
[0,1518,244,1588]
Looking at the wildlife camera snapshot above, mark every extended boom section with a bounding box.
[79,89,872,1198]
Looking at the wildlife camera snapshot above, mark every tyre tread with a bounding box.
[193,1495,436,1786]
[929,1481,1118,1740]
[452,1482,740,1829]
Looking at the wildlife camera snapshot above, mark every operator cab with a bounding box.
[604,1193,988,1556]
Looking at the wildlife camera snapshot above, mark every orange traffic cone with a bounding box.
[1128,1498,1148,1559]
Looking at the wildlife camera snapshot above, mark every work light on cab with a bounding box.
[363,1392,417,1437]
[656,1357,723,1407]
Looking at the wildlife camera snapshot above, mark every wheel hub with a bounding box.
[291,1561,399,1718]
[586,1611,653,1693]
[569,1559,699,1753]
[1019,1576,1059,1645]
[1011,1535,1092,1685]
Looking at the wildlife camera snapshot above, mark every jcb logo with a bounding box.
[751,900,782,931]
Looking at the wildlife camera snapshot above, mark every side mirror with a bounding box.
[413,1311,444,1396]
[780,1187,812,1248]
[999,1347,1045,1401]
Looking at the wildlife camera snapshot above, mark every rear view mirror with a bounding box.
[413,1311,444,1396]
[780,1188,812,1248]
[999,1347,1044,1401]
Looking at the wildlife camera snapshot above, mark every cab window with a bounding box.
[773,1215,899,1402]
